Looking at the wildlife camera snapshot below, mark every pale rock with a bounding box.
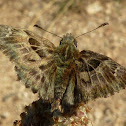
[0,112,10,119]
[86,1,103,15]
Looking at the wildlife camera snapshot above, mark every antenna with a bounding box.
[75,22,109,38]
[34,24,62,39]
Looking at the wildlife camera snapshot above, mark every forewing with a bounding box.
[0,25,56,101]
[76,50,126,103]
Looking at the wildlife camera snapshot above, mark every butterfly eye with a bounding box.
[73,39,77,47]
[59,39,63,45]
[59,41,62,45]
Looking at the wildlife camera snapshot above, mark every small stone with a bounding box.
[86,1,103,15]
[94,109,103,119]
[0,112,9,119]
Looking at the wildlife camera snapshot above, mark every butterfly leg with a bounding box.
[51,99,62,112]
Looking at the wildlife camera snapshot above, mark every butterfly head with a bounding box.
[60,33,77,47]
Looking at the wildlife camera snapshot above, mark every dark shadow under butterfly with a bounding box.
[0,25,126,112]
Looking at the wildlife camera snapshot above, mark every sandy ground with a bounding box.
[0,0,126,126]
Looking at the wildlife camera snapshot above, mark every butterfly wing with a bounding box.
[0,25,57,102]
[75,50,126,103]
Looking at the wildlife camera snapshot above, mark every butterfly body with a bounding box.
[0,25,126,112]
[51,33,80,111]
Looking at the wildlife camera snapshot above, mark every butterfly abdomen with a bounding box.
[51,66,76,111]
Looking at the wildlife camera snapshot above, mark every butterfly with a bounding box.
[0,25,126,112]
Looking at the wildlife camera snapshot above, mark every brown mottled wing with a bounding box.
[0,25,56,102]
[76,50,126,103]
